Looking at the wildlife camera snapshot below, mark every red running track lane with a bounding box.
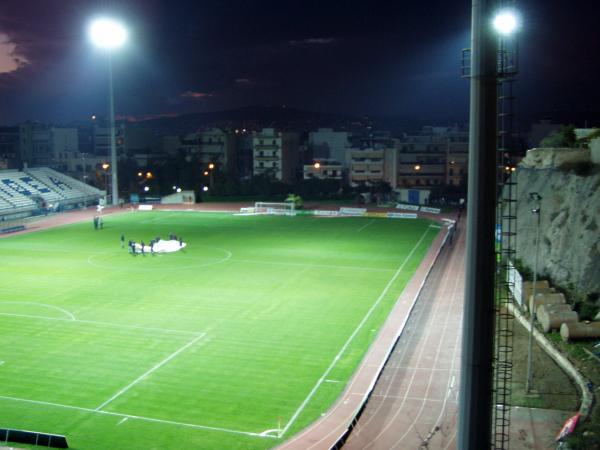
[342,219,465,449]
[276,220,452,450]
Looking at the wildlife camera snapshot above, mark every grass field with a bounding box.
[0,211,438,449]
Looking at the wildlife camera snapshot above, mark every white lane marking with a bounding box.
[0,312,199,335]
[233,259,394,273]
[0,301,76,321]
[279,227,432,438]
[357,220,375,233]
[95,333,207,411]
[0,394,273,438]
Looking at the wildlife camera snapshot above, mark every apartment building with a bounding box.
[252,128,299,183]
[303,160,343,180]
[308,128,350,164]
[397,126,468,187]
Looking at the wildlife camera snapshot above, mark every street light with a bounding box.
[526,192,542,393]
[88,17,128,206]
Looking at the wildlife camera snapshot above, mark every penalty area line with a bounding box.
[95,332,207,411]
[0,394,274,438]
[278,226,432,438]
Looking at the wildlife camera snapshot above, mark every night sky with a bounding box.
[0,0,598,127]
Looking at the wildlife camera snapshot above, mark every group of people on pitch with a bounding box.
[121,233,184,255]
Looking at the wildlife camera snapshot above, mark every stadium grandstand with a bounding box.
[0,167,102,227]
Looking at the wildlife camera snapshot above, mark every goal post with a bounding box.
[254,201,295,216]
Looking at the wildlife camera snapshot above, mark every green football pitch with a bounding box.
[0,211,438,449]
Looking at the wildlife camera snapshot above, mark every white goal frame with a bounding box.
[254,201,295,216]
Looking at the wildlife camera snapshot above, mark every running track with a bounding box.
[342,219,464,449]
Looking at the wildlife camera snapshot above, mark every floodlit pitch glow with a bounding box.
[89,18,128,49]
[493,10,518,35]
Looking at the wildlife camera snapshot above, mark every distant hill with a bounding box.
[127,106,364,135]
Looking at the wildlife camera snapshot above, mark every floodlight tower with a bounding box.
[492,6,520,450]
[88,18,128,206]
[459,2,520,450]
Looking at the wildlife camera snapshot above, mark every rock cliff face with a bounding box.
[510,149,600,295]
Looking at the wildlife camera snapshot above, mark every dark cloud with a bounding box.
[181,91,215,99]
[289,37,337,46]
[0,0,598,125]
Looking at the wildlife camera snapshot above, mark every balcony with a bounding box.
[254,154,279,161]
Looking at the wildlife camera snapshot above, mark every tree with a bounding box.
[539,125,577,148]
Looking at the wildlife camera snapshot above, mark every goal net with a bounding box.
[254,201,295,216]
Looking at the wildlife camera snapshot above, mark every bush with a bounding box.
[540,125,577,148]
[557,161,597,177]
[578,299,599,321]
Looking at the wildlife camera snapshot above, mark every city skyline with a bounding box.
[1,0,599,126]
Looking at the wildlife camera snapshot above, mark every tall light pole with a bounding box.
[88,18,128,206]
[459,4,519,449]
[526,192,542,393]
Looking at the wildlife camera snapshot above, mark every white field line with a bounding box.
[95,332,207,411]
[278,227,431,438]
[357,219,375,233]
[0,312,200,336]
[233,259,394,273]
[0,301,75,320]
[139,213,181,224]
[0,394,273,439]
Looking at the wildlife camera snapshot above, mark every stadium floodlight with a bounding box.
[89,18,127,49]
[493,10,519,35]
[88,17,128,206]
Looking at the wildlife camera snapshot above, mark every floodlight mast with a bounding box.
[89,18,127,206]
[459,0,499,448]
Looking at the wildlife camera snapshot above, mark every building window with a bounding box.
[259,162,264,168]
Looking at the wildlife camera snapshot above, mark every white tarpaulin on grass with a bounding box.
[134,239,186,254]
